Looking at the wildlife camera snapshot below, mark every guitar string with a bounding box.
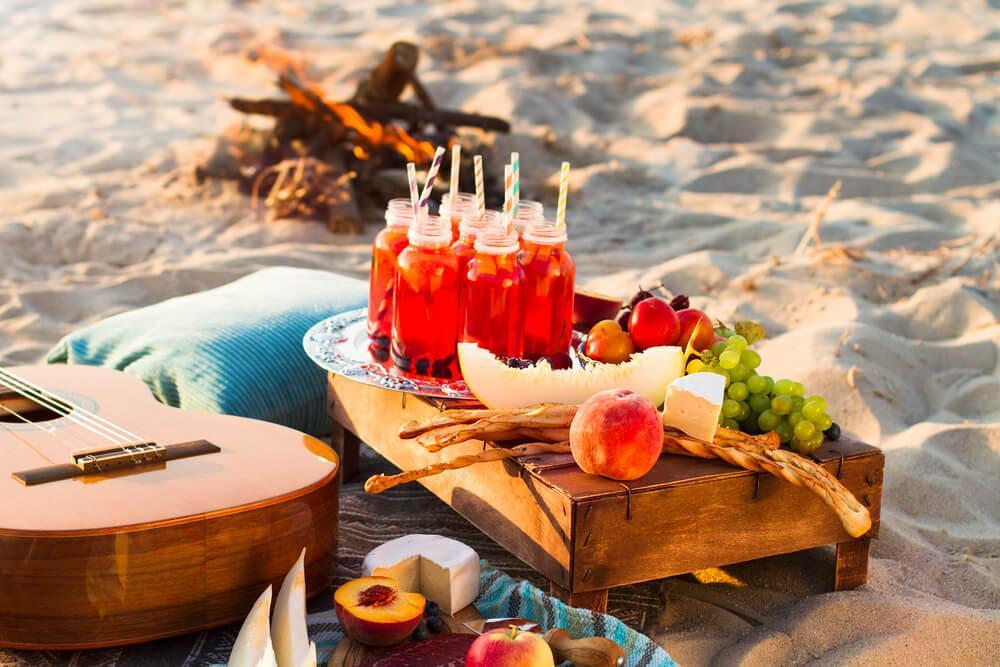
[0,402,93,462]
[0,369,144,447]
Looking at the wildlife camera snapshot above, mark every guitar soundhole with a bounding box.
[0,391,71,424]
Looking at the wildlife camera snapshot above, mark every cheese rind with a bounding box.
[362,535,480,615]
[662,372,725,443]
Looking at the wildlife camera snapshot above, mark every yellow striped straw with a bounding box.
[555,161,571,227]
[474,155,486,219]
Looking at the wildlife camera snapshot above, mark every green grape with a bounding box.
[808,430,825,448]
[746,375,767,394]
[759,375,775,394]
[791,396,804,413]
[710,341,727,356]
[790,435,802,451]
[788,411,803,426]
[686,358,706,374]
[758,410,779,432]
[814,413,833,432]
[729,363,750,382]
[771,395,793,415]
[748,393,771,414]
[805,395,827,412]
[727,382,749,401]
[722,399,741,419]
[790,382,805,397]
[802,400,824,422]
[736,401,751,421]
[794,420,816,441]
[718,412,726,425]
[775,421,793,443]
[774,379,795,396]
[727,334,748,351]
[740,348,761,369]
[719,349,741,369]
[722,418,740,430]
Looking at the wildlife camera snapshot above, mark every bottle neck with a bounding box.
[385,198,416,229]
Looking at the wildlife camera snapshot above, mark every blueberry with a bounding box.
[369,344,390,362]
[824,422,842,441]
[424,600,440,617]
[415,358,431,375]
[426,616,445,634]
[412,622,430,641]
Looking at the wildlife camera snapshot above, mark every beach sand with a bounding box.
[1,0,998,663]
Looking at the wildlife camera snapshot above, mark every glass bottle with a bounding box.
[367,198,413,361]
[519,220,575,362]
[439,192,478,241]
[462,223,524,358]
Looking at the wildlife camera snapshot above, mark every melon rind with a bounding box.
[457,343,683,409]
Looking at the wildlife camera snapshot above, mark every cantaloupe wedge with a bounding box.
[272,548,311,667]
[228,586,278,667]
[458,343,683,409]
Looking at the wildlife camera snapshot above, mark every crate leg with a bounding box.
[330,422,360,482]
[549,582,609,613]
[834,537,871,591]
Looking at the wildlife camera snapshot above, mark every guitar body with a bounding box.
[0,365,340,650]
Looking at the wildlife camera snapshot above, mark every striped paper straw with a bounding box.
[406,162,420,218]
[510,152,520,217]
[450,144,461,203]
[555,161,571,227]
[418,146,446,209]
[504,164,513,231]
[474,155,486,219]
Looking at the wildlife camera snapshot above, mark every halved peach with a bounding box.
[333,576,425,646]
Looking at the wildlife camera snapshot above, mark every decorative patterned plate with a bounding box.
[304,308,586,400]
[303,308,473,399]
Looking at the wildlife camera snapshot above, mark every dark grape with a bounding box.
[824,422,842,441]
[424,600,440,617]
[615,307,632,331]
[669,294,690,311]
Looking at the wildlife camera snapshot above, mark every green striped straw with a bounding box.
[555,161,570,227]
[510,151,520,217]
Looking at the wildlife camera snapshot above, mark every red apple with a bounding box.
[465,627,554,667]
[676,308,715,352]
[334,577,425,646]
[628,297,680,350]
[569,388,663,481]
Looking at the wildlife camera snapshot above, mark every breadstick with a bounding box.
[364,443,571,494]
[399,403,576,439]
[417,421,569,452]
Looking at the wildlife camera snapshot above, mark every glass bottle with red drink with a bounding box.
[462,223,524,358]
[511,200,544,243]
[519,220,575,365]
[439,192,477,241]
[391,211,462,378]
[367,198,413,361]
[452,209,503,278]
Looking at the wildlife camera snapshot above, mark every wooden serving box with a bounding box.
[327,375,883,612]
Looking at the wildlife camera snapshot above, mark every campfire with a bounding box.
[197,42,510,233]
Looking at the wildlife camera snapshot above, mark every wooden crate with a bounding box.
[328,374,883,612]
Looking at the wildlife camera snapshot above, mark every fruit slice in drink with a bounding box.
[462,224,524,358]
[391,213,462,378]
[520,220,575,360]
[367,199,413,361]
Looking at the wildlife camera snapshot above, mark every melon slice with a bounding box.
[458,343,683,409]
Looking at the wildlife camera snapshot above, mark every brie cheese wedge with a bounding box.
[663,372,726,443]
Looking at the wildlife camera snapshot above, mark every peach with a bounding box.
[569,388,663,481]
[465,627,554,667]
[333,576,425,646]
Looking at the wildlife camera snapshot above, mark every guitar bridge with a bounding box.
[12,440,221,486]
[72,443,166,472]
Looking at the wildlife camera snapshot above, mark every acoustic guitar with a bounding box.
[0,364,340,650]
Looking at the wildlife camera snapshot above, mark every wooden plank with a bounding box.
[571,452,883,592]
[834,537,871,590]
[549,582,609,614]
[328,375,575,589]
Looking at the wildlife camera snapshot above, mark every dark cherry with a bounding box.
[669,294,690,311]
[546,353,573,370]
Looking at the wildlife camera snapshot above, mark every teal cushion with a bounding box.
[47,267,367,436]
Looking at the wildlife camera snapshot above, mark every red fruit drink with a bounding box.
[520,220,575,361]
[439,192,477,241]
[462,224,524,358]
[451,209,502,275]
[367,198,413,361]
[391,212,462,378]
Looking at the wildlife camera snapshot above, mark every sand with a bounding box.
[1,0,998,664]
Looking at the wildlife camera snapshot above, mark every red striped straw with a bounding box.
[474,155,486,219]
[406,163,420,219]
[418,146,446,209]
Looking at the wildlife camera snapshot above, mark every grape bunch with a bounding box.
[686,334,838,454]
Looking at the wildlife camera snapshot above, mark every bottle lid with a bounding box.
[384,198,416,228]
[458,209,502,239]
[474,221,520,254]
[522,218,568,245]
[407,208,452,247]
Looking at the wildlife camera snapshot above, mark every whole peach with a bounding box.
[569,389,663,481]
